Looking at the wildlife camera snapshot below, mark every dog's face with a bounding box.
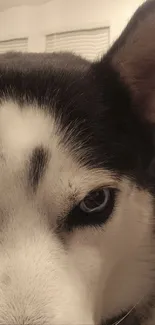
[0,1,155,325]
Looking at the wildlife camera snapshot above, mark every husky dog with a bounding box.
[0,0,155,324]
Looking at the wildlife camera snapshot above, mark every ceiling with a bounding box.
[0,0,49,11]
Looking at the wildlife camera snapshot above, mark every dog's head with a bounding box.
[0,1,155,324]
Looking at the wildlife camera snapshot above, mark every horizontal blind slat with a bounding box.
[0,38,28,53]
[46,27,110,61]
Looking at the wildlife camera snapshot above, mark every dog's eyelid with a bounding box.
[77,181,119,202]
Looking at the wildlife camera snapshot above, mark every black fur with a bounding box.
[106,0,155,59]
[104,312,140,325]
[0,2,155,323]
[0,51,154,192]
[29,146,48,190]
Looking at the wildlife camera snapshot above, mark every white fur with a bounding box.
[0,101,153,324]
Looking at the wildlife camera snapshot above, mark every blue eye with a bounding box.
[80,188,110,213]
[63,188,117,231]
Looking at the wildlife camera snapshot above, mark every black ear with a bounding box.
[102,0,155,124]
[92,1,155,186]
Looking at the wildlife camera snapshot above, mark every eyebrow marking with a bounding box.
[29,146,48,190]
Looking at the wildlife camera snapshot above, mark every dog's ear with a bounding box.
[100,0,155,124]
[92,1,155,183]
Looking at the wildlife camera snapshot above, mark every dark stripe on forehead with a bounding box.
[29,146,48,191]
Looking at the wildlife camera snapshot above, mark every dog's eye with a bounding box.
[80,188,110,213]
[64,188,117,231]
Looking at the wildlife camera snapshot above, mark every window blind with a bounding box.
[0,38,28,54]
[46,27,110,61]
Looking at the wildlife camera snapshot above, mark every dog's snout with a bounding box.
[0,225,93,325]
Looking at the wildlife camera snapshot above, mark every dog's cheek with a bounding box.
[66,179,154,323]
[0,223,94,325]
[67,227,110,322]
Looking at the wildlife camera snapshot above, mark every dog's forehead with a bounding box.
[0,52,146,188]
[0,101,115,213]
[0,52,102,149]
[0,51,116,208]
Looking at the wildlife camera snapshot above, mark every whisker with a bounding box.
[111,296,145,325]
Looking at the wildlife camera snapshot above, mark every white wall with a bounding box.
[0,0,48,11]
[0,0,145,52]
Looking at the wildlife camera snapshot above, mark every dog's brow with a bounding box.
[29,146,48,190]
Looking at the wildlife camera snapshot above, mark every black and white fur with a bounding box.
[0,1,154,324]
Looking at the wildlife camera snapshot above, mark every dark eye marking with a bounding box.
[63,188,117,232]
[29,146,48,190]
